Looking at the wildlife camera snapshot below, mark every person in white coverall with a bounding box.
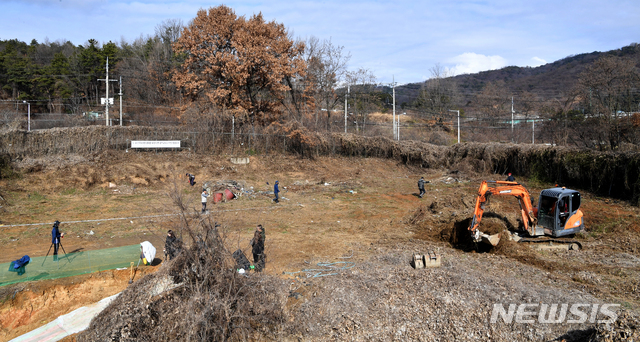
[201,189,209,213]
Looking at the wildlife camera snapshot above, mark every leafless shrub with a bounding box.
[78,182,291,342]
[427,131,451,146]
[0,109,23,132]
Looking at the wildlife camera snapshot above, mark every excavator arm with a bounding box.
[469,180,537,245]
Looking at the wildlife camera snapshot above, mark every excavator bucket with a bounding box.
[484,233,501,246]
[472,229,501,246]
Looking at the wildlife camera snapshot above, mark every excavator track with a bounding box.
[516,237,582,251]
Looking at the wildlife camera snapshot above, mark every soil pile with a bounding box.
[587,311,640,341]
[290,243,616,342]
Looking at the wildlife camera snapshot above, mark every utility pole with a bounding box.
[119,76,123,126]
[23,101,30,132]
[532,118,535,144]
[397,113,400,141]
[511,96,514,142]
[448,109,460,143]
[98,57,117,126]
[392,76,397,140]
[344,85,349,133]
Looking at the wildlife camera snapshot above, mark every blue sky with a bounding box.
[2,0,639,84]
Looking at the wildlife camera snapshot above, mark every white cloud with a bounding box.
[530,56,547,67]
[448,53,508,76]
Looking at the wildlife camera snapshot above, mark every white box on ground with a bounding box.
[131,140,181,148]
[230,157,250,165]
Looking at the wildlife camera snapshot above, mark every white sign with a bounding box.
[131,140,181,148]
[100,98,114,105]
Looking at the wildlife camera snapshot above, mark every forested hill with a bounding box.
[397,43,640,104]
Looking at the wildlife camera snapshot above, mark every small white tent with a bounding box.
[140,241,156,265]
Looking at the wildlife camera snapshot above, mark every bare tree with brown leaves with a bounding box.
[173,5,306,127]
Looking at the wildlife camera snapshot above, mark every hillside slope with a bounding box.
[396,43,640,104]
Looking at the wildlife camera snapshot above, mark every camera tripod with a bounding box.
[42,240,67,265]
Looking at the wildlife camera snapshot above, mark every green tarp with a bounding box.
[1,244,142,287]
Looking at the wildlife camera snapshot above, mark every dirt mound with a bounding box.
[292,244,608,342]
[477,216,509,235]
[430,216,556,269]
[406,194,521,254]
[0,267,158,341]
[411,207,536,260]
[10,151,179,193]
[490,235,528,256]
[407,200,465,242]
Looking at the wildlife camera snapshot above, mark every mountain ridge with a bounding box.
[396,43,640,106]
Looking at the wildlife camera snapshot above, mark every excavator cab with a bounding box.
[536,187,584,237]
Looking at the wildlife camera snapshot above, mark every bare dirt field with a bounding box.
[1,151,639,341]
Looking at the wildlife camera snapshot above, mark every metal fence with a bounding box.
[0,109,592,149]
[0,125,291,157]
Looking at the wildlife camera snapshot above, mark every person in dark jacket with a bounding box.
[51,220,64,261]
[250,225,265,272]
[186,173,196,186]
[164,230,181,261]
[506,173,515,182]
[273,180,280,203]
[258,224,265,242]
[418,177,427,198]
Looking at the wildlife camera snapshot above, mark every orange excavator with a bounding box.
[469,180,584,249]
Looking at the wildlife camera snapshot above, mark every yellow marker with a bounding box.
[129,262,135,284]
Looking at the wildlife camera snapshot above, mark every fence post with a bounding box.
[332,135,336,156]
